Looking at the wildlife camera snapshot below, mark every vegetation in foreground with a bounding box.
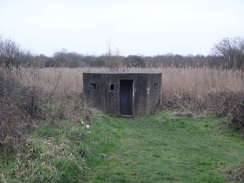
[1,110,244,183]
[85,112,244,183]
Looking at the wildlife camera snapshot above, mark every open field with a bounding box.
[3,66,243,116]
[4,67,244,97]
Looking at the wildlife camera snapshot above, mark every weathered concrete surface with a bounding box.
[83,72,162,116]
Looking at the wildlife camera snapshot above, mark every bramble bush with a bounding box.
[0,72,43,151]
[229,100,244,131]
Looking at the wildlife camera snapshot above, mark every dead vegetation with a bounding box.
[3,67,243,115]
[229,100,244,131]
[0,73,43,151]
[226,164,244,183]
[1,66,243,151]
[2,67,243,95]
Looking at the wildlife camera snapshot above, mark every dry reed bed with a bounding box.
[5,67,244,98]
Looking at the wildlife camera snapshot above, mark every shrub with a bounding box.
[162,91,244,117]
[227,165,244,183]
[229,100,244,131]
[0,72,43,151]
[206,91,244,117]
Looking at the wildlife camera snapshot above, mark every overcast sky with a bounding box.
[0,0,243,56]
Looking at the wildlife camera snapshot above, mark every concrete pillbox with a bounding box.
[83,72,162,117]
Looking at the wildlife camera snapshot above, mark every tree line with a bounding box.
[1,36,244,70]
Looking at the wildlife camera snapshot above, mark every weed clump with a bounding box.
[229,100,244,131]
[207,91,244,117]
[163,91,244,118]
[0,73,43,151]
[227,165,244,183]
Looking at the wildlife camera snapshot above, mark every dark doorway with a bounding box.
[120,80,133,115]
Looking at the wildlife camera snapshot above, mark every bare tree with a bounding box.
[0,37,21,68]
[104,40,121,70]
[212,37,244,70]
[105,39,112,68]
[0,36,33,69]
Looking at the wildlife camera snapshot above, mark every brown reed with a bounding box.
[4,67,243,99]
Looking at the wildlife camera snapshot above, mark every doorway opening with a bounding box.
[120,80,133,116]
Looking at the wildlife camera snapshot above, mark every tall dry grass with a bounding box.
[4,67,243,95]
[2,67,244,115]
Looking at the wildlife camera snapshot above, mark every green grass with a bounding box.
[1,111,244,182]
[0,119,91,183]
[86,112,244,183]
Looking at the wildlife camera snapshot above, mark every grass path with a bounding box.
[86,112,244,183]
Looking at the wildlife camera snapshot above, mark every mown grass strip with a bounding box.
[1,111,243,183]
[86,112,244,183]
